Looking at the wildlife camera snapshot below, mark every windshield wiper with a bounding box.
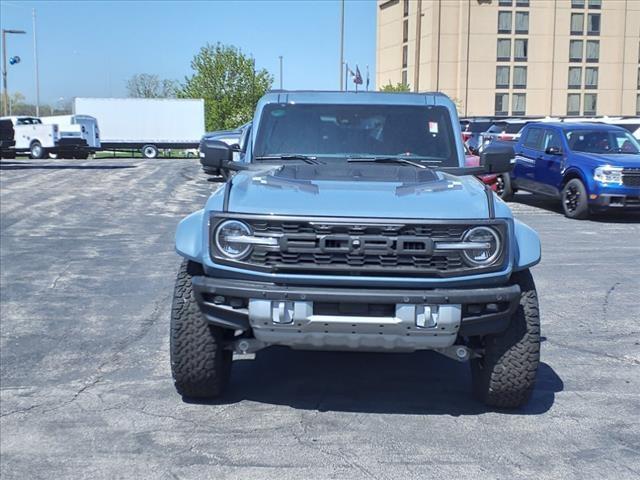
[347,155,430,169]
[255,154,321,165]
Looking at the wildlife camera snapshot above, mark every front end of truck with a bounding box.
[170,91,542,408]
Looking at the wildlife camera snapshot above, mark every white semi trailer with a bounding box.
[73,97,205,158]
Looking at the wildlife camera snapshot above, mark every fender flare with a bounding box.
[175,209,205,262]
[513,219,541,271]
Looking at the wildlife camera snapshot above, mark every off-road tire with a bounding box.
[470,270,540,408]
[497,174,513,201]
[170,260,232,398]
[561,178,589,219]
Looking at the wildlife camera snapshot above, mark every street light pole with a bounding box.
[33,8,40,117]
[2,29,26,116]
[339,0,344,90]
[278,55,283,89]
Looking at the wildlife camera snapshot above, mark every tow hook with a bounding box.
[231,338,267,354]
[435,345,480,362]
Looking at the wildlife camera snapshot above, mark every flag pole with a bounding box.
[345,62,348,92]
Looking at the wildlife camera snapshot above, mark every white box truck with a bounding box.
[73,97,205,158]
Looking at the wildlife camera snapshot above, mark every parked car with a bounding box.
[0,116,87,159]
[480,119,531,149]
[0,118,16,158]
[504,122,640,218]
[171,91,542,408]
[461,118,494,154]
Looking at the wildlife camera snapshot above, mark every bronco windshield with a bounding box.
[253,103,459,166]
[565,129,640,154]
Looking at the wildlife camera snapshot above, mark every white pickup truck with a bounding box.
[41,115,101,159]
[1,116,89,159]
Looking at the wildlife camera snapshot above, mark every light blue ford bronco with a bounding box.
[171,91,541,408]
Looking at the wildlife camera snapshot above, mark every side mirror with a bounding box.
[545,146,562,155]
[480,141,515,174]
[200,140,233,173]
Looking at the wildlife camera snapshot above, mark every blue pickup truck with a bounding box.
[501,122,640,218]
[171,91,542,408]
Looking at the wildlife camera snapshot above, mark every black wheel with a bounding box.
[470,270,540,408]
[74,152,89,160]
[1,150,16,159]
[29,141,47,159]
[496,174,513,201]
[142,144,158,159]
[561,178,589,219]
[170,260,232,399]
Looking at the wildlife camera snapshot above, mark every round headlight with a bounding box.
[215,220,253,259]
[462,226,501,266]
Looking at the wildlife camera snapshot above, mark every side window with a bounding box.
[522,128,544,150]
[543,129,562,151]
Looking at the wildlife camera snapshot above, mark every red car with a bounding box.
[464,144,500,192]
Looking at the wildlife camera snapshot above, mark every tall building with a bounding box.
[376,0,640,117]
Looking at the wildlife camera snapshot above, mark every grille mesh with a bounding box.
[211,218,506,277]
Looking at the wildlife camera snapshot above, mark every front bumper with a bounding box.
[191,276,521,350]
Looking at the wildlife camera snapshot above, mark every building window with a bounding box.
[403,19,408,43]
[516,0,530,7]
[496,66,510,88]
[403,0,409,17]
[514,39,528,61]
[495,94,509,116]
[588,0,602,9]
[515,12,529,34]
[569,40,583,62]
[498,0,513,5]
[637,94,640,116]
[402,45,408,68]
[568,67,582,88]
[498,11,512,33]
[571,13,584,34]
[567,94,581,115]
[497,39,511,61]
[587,13,601,35]
[512,94,526,115]
[584,93,597,114]
[585,67,598,89]
[637,67,640,89]
[586,40,599,62]
[402,69,408,86]
[571,0,585,7]
[513,66,527,88]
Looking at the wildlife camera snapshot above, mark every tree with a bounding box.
[179,43,273,131]
[379,81,411,92]
[126,73,178,98]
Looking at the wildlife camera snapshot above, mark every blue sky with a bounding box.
[0,0,376,106]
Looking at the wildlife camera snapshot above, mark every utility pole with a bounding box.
[33,8,40,116]
[339,0,344,90]
[278,55,283,89]
[2,29,26,116]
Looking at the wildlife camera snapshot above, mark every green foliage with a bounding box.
[179,43,273,131]
[379,81,411,92]
[126,74,178,98]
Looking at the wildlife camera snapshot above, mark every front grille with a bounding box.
[622,169,640,188]
[211,215,508,277]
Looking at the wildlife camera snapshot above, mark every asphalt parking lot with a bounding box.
[1,157,639,480]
